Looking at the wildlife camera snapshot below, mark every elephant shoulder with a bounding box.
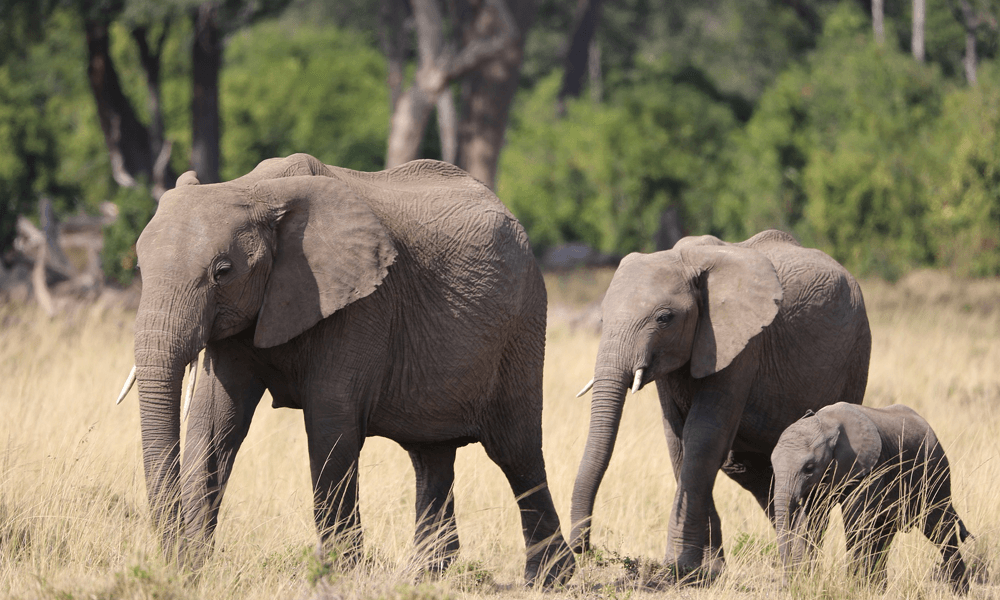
[672,234,728,250]
[739,229,802,250]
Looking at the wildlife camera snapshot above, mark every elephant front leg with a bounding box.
[844,497,896,591]
[180,343,265,569]
[407,445,460,574]
[305,406,364,565]
[667,388,747,582]
[660,403,724,574]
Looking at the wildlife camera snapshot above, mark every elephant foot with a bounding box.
[176,536,214,571]
[935,558,970,595]
[524,535,577,588]
[660,555,724,588]
[315,527,365,572]
[415,540,460,578]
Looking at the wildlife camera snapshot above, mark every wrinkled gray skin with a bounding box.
[571,230,871,581]
[772,402,971,594]
[131,153,574,585]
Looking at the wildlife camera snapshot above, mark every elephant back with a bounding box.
[325,161,543,316]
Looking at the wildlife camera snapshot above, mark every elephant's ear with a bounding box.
[176,171,200,186]
[232,153,330,186]
[252,175,397,348]
[680,245,783,378]
[828,406,882,489]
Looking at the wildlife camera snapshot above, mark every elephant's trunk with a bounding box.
[773,485,806,569]
[134,293,206,558]
[570,338,635,553]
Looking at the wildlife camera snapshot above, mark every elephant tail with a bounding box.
[958,519,973,543]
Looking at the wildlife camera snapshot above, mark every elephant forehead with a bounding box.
[603,254,694,309]
[138,197,246,273]
[776,420,826,452]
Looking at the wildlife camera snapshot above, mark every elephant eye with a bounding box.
[211,260,233,284]
[655,311,674,326]
[803,462,815,474]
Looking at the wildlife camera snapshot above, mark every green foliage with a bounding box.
[0,9,97,260]
[498,61,736,256]
[221,19,389,178]
[101,184,156,286]
[716,3,948,277]
[926,63,1000,276]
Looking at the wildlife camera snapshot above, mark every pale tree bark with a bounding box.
[951,0,998,85]
[191,2,221,183]
[85,18,176,199]
[873,0,885,46]
[385,0,521,173]
[913,0,925,61]
[454,0,534,189]
[589,36,602,103]
[379,0,410,113]
[557,0,603,114]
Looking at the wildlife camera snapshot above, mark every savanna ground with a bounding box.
[1,268,998,599]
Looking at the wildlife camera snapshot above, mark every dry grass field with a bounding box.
[1,268,998,599]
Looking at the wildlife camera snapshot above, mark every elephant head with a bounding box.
[770,406,882,569]
[122,154,396,555]
[570,243,783,551]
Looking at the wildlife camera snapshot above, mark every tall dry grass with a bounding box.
[0,268,997,599]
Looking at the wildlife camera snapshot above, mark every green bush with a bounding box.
[102,184,156,287]
[498,60,736,256]
[716,3,947,278]
[221,20,389,177]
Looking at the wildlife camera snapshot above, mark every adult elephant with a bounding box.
[570,230,871,582]
[116,153,574,585]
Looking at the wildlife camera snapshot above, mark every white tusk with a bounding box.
[575,378,595,398]
[631,368,644,395]
[182,358,198,421]
[116,365,137,405]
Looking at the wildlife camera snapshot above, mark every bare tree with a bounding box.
[85,16,176,199]
[191,2,221,183]
[873,0,885,46]
[913,0,925,61]
[557,0,603,114]
[385,0,529,188]
[454,0,535,189]
[951,0,998,84]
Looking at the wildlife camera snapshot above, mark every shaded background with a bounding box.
[2,0,1000,300]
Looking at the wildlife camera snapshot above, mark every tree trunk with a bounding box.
[386,0,525,177]
[456,0,535,189]
[85,18,176,197]
[191,3,221,183]
[964,27,978,83]
[588,36,602,103]
[654,206,684,251]
[912,0,925,62]
[558,0,603,113]
[379,0,410,114]
[437,90,459,165]
[872,0,885,46]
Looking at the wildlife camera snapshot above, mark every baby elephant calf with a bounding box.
[771,402,972,594]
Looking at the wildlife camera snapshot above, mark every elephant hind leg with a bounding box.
[922,504,970,594]
[480,434,575,587]
[407,444,460,573]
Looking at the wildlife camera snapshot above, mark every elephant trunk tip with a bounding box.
[569,522,591,554]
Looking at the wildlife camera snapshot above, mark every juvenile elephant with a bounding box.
[772,402,971,594]
[571,230,871,581]
[115,153,574,585]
